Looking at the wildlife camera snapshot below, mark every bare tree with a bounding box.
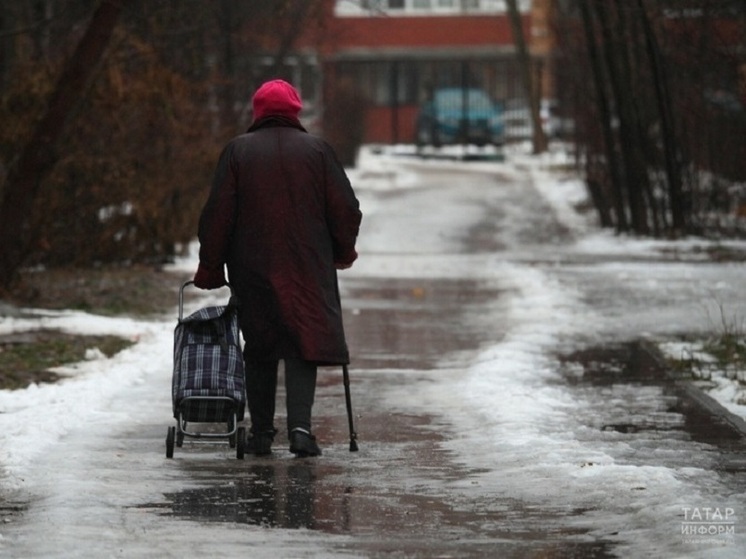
[506,0,548,154]
[0,0,127,290]
[555,0,744,238]
[637,0,686,233]
[577,0,628,232]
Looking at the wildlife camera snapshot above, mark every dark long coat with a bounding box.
[196,117,362,365]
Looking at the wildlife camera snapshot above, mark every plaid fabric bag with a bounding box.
[172,303,246,422]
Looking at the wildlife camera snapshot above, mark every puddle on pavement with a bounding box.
[141,410,616,558]
[559,341,746,464]
[341,277,504,370]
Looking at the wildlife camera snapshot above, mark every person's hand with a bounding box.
[334,249,357,270]
[193,264,227,289]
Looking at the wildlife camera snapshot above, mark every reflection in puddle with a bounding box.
[141,461,345,530]
[136,407,619,559]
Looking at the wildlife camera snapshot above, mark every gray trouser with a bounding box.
[244,357,317,435]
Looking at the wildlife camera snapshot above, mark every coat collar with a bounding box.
[247,115,307,133]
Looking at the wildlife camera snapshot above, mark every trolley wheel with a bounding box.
[176,429,184,448]
[166,426,175,459]
[236,427,246,460]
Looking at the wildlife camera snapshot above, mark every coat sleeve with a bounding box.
[323,143,362,267]
[195,143,237,289]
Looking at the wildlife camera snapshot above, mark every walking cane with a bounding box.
[343,363,359,452]
[335,274,359,452]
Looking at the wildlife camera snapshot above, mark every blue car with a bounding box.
[416,88,505,147]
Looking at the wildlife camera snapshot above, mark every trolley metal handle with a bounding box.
[178,280,237,321]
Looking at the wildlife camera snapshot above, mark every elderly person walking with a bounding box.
[194,79,362,457]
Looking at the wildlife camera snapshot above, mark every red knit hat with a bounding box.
[252,79,303,121]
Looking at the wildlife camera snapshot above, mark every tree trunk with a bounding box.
[0,0,127,290]
[637,0,686,233]
[578,0,628,232]
[506,0,548,154]
[597,0,650,234]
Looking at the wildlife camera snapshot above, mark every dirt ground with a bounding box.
[0,265,192,390]
[6,265,191,317]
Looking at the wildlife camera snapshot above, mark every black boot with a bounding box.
[289,428,321,457]
[246,428,276,456]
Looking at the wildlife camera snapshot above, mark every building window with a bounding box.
[335,0,527,15]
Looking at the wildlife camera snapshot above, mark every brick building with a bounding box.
[300,0,555,148]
